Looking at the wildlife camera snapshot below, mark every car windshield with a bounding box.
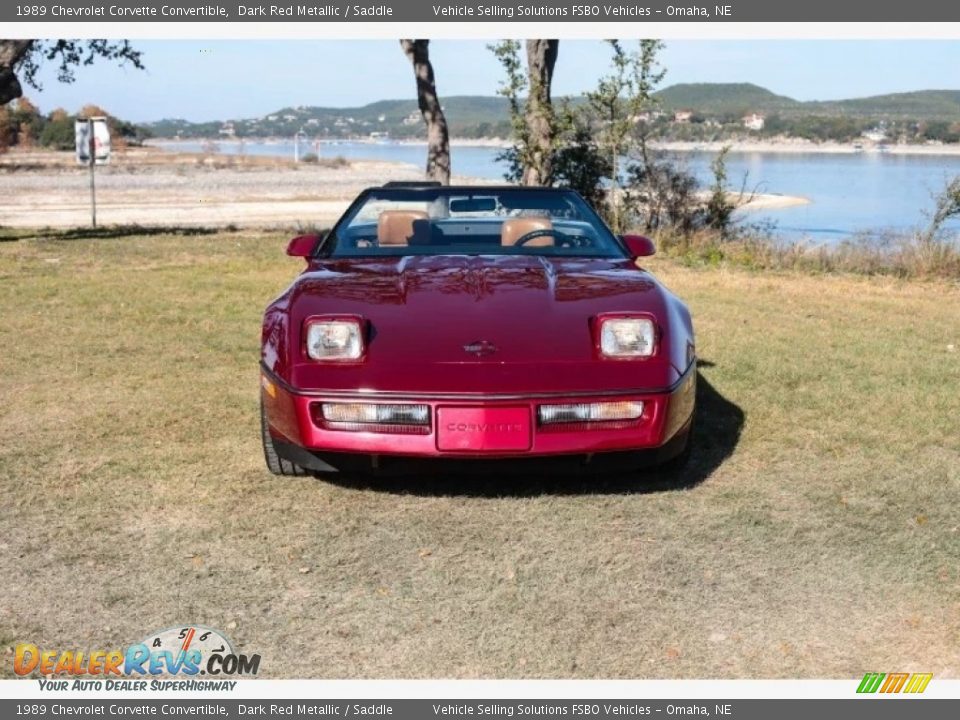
[321,186,626,258]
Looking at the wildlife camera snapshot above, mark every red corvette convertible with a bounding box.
[260,183,696,476]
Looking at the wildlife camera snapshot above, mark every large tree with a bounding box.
[491,39,561,187]
[0,40,144,107]
[585,39,665,232]
[0,40,31,106]
[399,39,450,184]
[521,40,559,186]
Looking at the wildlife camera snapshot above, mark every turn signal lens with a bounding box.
[321,403,430,426]
[538,401,644,425]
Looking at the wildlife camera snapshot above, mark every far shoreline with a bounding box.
[0,147,807,227]
[146,136,960,157]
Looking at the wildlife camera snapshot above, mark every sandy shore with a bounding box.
[727,191,809,211]
[155,135,960,156]
[0,147,805,229]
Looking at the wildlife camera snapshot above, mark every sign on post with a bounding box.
[75,117,111,165]
[74,117,111,228]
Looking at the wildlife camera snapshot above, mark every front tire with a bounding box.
[261,398,310,477]
[657,411,695,473]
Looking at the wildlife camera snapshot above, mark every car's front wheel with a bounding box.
[657,410,695,473]
[260,398,310,477]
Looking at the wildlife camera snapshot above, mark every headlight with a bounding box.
[598,317,656,358]
[305,318,363,360]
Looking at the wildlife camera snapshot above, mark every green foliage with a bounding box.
[764,114,867,142]
[489,40,533,182]
[38,116,75,150]
[582,39,666,232]
[15,40,144,92]
[813,89,960,119]
[919,120,960,144]
[657,84,960,121]
[654,174,960,279]
[488,40,564,185]
[626,156,700,233]
[489,38,743,239]
[655,82,799,115]
[112,118,152,145]
[0,107,16,150]
[5,98,44,144]
[705,146,737,236]
[656,226,960,279]
[921,175,960,244]
[0,101,151,151]
[551,121,612,208]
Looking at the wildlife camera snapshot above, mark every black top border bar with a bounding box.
[5,0,960,23]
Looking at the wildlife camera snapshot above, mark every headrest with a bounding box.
[377,210,430,246]
[501,216,554,247]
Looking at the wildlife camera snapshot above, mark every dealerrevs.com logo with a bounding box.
[14,625,260,690]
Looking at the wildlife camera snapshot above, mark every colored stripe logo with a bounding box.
[857,672,932,694]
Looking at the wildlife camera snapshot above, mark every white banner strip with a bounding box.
[5,21,960,40]
[3,678,960,700]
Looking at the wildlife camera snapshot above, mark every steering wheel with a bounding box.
[514,228,579,247]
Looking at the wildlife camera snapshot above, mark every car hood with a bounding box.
[283,255,682,395]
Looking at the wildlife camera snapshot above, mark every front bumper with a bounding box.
[261,363,696,466]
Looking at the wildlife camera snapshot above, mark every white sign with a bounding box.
[75,117,111,165]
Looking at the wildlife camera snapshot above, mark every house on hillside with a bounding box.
[673,110,694,124]
[742,113,766,131]
[862,127,888,143]
[631,110,665,124]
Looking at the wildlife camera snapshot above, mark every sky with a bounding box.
[21,39,960,123]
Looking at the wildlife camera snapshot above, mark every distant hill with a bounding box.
[146,96,513,140]
[809,90,960,119]
[653,83,799,115]
[143,84,960,140]
[654,84,960,119]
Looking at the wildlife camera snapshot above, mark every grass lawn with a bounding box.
[1,230,958,678]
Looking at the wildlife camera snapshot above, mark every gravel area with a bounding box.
[0,149,486,228]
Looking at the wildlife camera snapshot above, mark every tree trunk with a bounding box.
[0,40,34,106]
[522,40,559,186]
[400,39,450,185]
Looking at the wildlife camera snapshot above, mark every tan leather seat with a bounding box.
[501,216,554,247]
[378,210,429,246]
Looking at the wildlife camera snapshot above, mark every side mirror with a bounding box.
[621,234,656,258]
[286,234,320,258]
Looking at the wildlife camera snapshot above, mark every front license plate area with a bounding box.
[437,407,531,452]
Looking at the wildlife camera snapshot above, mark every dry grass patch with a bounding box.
[1,234,958,678]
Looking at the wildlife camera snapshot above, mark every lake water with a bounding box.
[154,139,960,240]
